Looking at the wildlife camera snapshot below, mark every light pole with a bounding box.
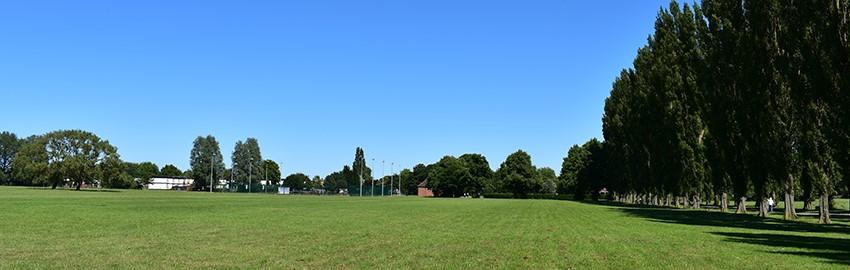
[390,162,394,196]
[381,160,385,197]
[209,154,215,193]
[359,156,364,197]
[371,158,375,196]
[248,149,253,194]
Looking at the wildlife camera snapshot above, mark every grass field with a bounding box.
[1,187,848,269]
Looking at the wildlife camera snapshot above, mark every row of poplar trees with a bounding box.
[601,0,849,224]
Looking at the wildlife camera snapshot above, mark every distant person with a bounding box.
[767,197,775,213]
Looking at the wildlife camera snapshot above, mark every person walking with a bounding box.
[767,197,775,213]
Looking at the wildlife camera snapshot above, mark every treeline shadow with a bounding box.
[25,187,122,193]
[579,200,850,265]
[599,202,850,234]
[713,232,850,266]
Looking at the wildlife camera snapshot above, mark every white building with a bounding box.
[147,177,194,190]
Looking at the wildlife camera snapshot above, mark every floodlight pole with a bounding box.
[381,160,385,197]
[359,156,364,197]
[248,149,253,193]
[390,162,394,196]
[209,154,214,193]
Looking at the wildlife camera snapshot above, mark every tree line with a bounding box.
[585,0,849,224]
[0,130,296,191]
[0,128,677,201]
[388,150,563,198]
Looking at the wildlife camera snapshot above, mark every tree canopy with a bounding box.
[160,164,183,178]
[0,131,20,184]
[13,130,122,190]
[190,135,225,191]
[599,0,850,223]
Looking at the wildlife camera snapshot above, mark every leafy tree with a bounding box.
[459,153,492,195]
[231,138,262,187]
[427,156,473,197]
[135,162,159,186]
[497,150,539,197]
[160,164,183,177]
[13,130,121,190]
[408,163,431,194]
[0,131,20,184]
[190,135,225,191]
[350,147,373,187]
[312,176,322,190]
[560,145,588,197]
[537,167,557,194]
[100,157,132,188]
[398,168,413,195]
[262,160,281,185]
[598,0,850,223]
[323,171,346,193]
[283,173,310,191]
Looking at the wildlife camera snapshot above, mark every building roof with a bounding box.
[151,176,192,179]
[417,179,429,187]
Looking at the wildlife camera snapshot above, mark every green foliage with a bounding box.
[100,157,132,189]
[190,135,225,191]
[537,167,557,194]
[351,147,373,186]
[398,168,413,195]
[159,164,182,178]
[408,163,431,194]
[560,144,588,196]
[135,162,159,185]
[283,173,310,191]
[600,1,850,223]
[0,131,20,184]
[323,170,343,193]
[12,130,121,190]
[497,150,539,197]
[427,156,475,197]
[459,153,493,194]
[262,160,281,185]
[230,138,262,187]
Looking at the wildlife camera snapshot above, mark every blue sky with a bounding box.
[0,0,672,177]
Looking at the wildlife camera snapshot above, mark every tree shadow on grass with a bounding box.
[26,187,122,193]
[74,189,122,193]
[579,201,850,265]
[712,232,850,266]
[579,200,850,234]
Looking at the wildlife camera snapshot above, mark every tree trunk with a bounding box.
[736,196,747,214]
[783,192,798,220]
[803,199,814,211]
[652,194,659,206]
[693,195,701,209]
[758,197,769,217]
[720,192,729,213]
[683,196,690,208]
[675,196,680,208]
[818,194,832,224]
[75,181,82,191]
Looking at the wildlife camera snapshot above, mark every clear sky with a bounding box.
[0,0,672,177]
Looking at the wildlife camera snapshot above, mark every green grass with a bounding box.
[0,187,848,269]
